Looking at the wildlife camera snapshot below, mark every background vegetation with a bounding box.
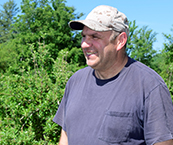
[0,0,172,144]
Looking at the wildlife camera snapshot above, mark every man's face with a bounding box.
[81,26,118,71]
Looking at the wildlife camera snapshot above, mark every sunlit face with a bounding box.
[81,26,118,71]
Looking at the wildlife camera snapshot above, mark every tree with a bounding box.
[126,20,138,55]
[127,21,157,67]
[160,26,173,98]
[3,0,84,75]
[0,0,19,43]
[0,41,18,73]
[0,38,81,144]
[12,0,82,57]
[0,0,19,72]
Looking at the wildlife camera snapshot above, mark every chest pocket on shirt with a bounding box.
[98,111,133,143]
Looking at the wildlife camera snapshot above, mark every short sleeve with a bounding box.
[53,84,69,131]
[144,84,173,145]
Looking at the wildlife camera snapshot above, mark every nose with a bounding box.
[81,36,92,49]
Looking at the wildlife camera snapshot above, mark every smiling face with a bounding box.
[81,26,118,71]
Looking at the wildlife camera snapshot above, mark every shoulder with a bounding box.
[126,58,167,95]
[67,66,93,85]
[71,66,93,79]
[129,58,165,84]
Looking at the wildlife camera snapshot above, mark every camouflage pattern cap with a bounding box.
[69,5,129,37]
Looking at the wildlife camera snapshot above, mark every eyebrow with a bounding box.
[81,31,102,37]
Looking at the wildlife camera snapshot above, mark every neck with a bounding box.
[95,55,128,80]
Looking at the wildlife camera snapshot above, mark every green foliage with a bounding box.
[67,47,86,66]
[0,0,84,75]
[0,0,19,43]
[0,41,18,73]
[126,20,138,55]
[159,26,173,98]
[0,0,20,72]
[12,0,83,60]
[127,21,157,67]
[0,41,80,144]
[0,0,84,73]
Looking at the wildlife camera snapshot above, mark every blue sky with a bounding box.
[1,0,173,51]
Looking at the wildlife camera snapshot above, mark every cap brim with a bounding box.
[69,20,84,30]
[69,20,111,31]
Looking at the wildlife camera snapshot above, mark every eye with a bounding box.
[92,35,99,39]
[81,32,86,38]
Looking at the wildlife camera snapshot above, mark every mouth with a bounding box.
[86,52,96,55]
[86,52,97,56]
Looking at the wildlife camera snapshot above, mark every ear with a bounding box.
[116,32,127,51]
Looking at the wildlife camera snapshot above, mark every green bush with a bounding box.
[0,41,80,144]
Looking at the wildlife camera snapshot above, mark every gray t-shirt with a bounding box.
[53,57,173,145]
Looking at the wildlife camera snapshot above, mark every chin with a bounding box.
[86,58,100,68]
[87,63,97,69]
[87,61,94,67]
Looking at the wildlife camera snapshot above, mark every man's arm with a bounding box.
[59,129,68,145]
[154,139,173,145]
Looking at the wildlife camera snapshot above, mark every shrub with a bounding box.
[0,41,80,144]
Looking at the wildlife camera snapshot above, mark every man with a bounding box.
[53,5,173,145]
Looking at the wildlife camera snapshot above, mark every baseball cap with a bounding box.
[69,5,129,37]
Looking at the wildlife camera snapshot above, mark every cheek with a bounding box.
[103,44,116,58]
[82,48,86,56]
[94,42,104,52]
